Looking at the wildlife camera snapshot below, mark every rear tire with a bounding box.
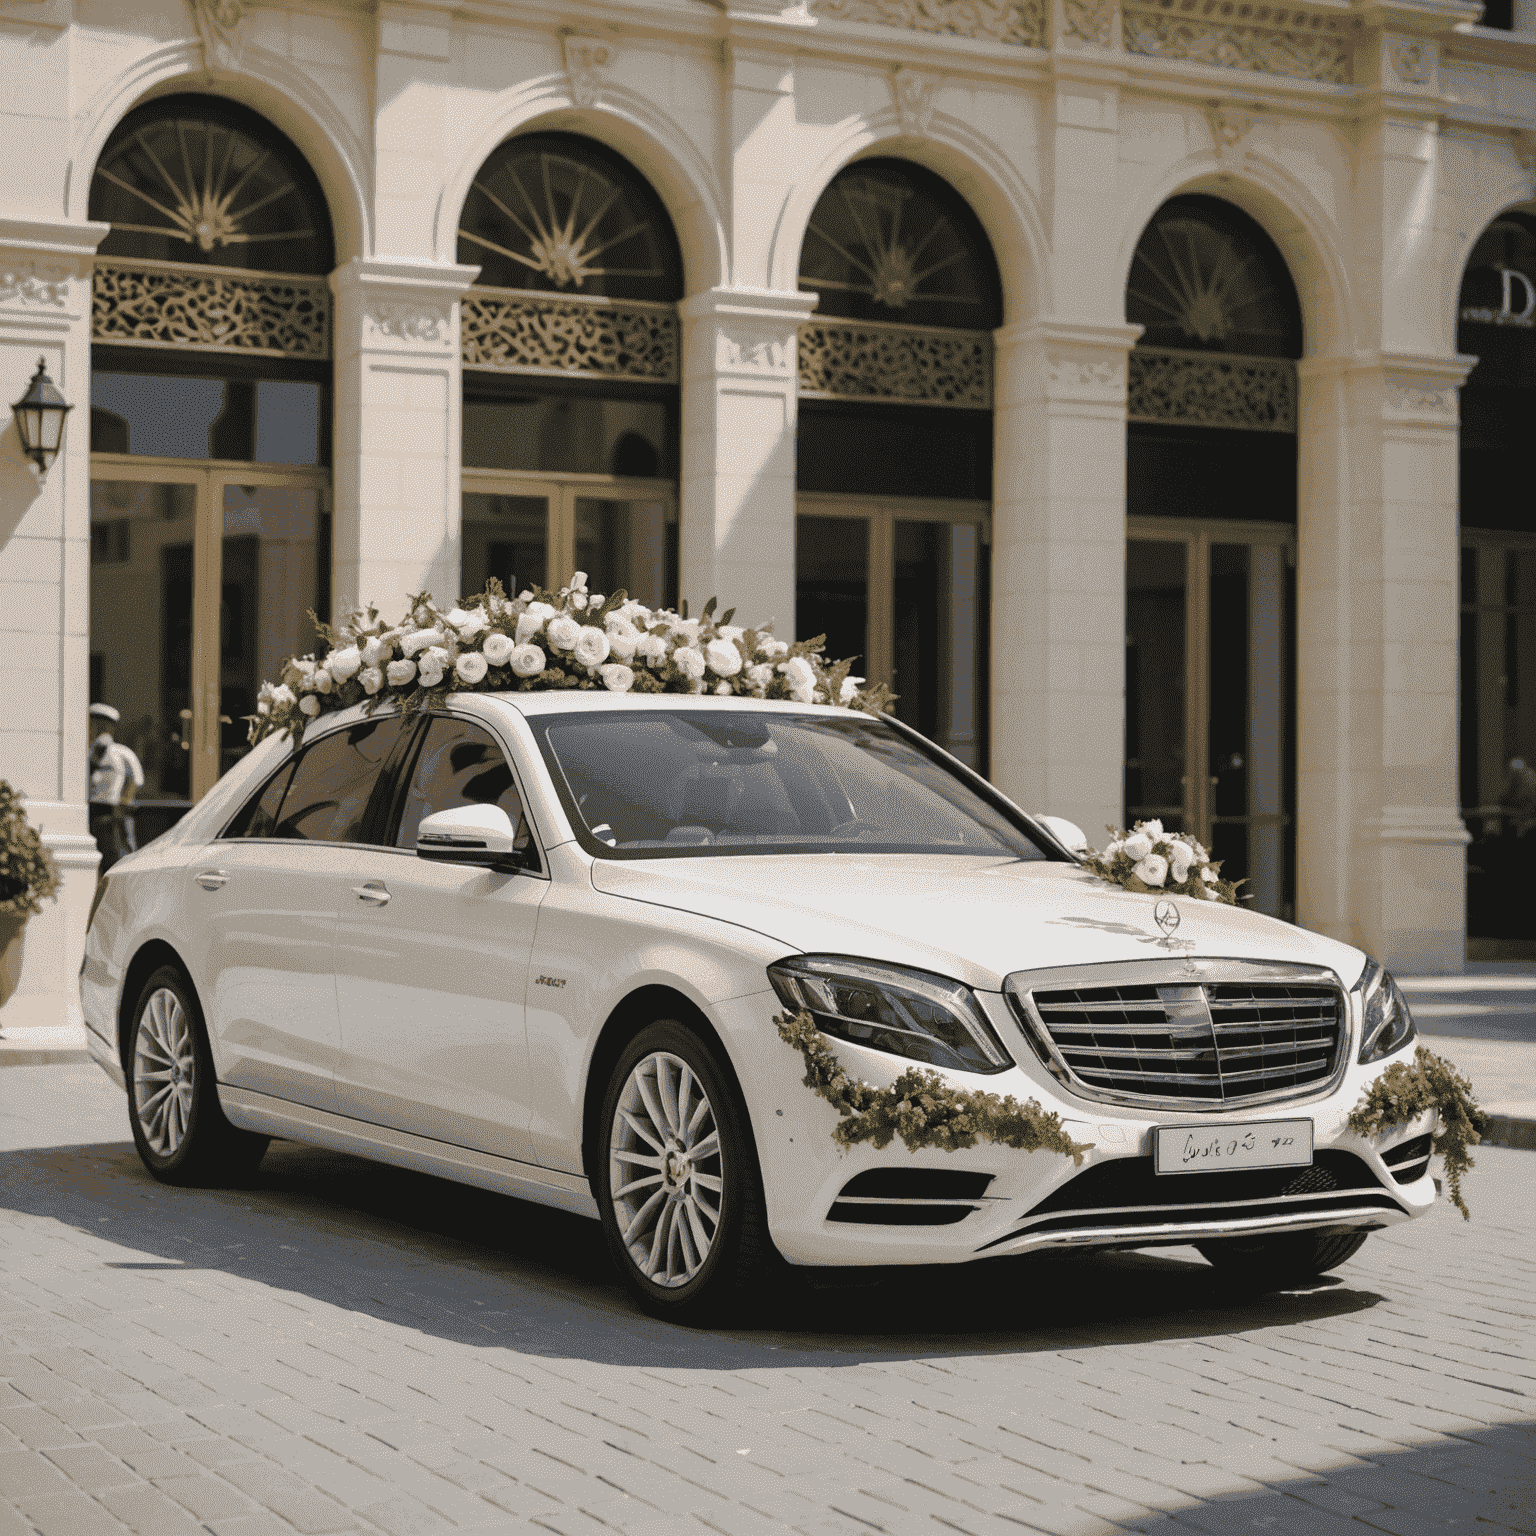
[126,965,269,1186]
[1197,1229,1369,1289]
[597,1019,779,1326]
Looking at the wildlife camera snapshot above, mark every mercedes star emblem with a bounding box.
[1153,898,1181,938]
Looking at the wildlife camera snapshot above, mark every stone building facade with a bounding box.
[2,0,1534,1037]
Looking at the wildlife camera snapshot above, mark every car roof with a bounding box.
[477,691,867,720]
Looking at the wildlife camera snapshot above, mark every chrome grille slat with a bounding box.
[1014,963,1345,1110]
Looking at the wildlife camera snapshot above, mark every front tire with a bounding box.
[597,1020,775,1325]
[1197,1229,1369,1289]
[127,965,268,1185]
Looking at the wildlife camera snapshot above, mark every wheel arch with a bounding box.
[580,983,746,1189]
[117,940,194,1073]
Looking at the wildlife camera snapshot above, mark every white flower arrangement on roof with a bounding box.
[248,573,891,746]
[1082,819,1242,905]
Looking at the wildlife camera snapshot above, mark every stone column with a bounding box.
[678,286,817,634]
[0,215,108,1043]
[992,318,1141,840]
[1296,352,1473,972]
[328,258,479,618]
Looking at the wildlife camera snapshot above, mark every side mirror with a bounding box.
[416,804,523,870]
[1033,814,1089,856]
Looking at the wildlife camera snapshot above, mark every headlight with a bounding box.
[1356,959,1416,1064]
[768,954,1013,1075]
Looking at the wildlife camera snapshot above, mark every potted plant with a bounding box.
[0,781,61,1008]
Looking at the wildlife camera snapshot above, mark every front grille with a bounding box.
[1010,962,1345,1110]
[976,1150,1400,1250]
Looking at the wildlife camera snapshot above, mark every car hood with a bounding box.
[590,854,1367,991]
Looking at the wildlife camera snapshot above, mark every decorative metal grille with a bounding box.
[92,259,330,358]
[808,0,1045,48]
[1122,0,1354,85]
[798,317,992,409]
[1128,346,1296,432]
[461,287,678,384]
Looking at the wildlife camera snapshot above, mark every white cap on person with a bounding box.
[88,702,121,724]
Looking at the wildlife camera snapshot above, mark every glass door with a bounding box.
[90,458,328,811]
[461,472,676,608]
[1126,520,1293,918]
[797,495,989,769]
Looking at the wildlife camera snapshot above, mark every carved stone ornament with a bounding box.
[720,329,794,378]
[1386,35,1433,86]
[890,68,938,134]
[367,302,449,345]
[564,34,613,110]
[809,0,1046,49]
[1,262,71,308]
[461,287,678,383]
[1048,354,1125,393]
[190,0,245,70]
[1122,0,1353,86]
[1384,382,1457,417]
[1062,0,1114,48]
[92,260,330,357]
[798,317,992,407]
[1204,101,1254,160]
[1128,347,1296,432]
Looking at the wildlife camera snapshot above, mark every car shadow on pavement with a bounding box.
[1,1134,1385,1368]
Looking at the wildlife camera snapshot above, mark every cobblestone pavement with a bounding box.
[2,1065,1532,1536]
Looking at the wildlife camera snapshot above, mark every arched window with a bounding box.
[1123,196,1304,922]
[457,134,682,612]
[87,95,335,810]
[457,132,681,302]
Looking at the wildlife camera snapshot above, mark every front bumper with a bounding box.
[718,991,1435,1267]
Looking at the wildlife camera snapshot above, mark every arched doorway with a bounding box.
[88,94,335,813]
[456,132,682,607]
[1456,211,1536,958]
[1123,195,1302,917]
[794,159,1002,768]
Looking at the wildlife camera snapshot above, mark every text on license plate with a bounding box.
[1154,1118,1313,1175]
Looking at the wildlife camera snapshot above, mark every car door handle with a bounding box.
[194,869,229,891]
[352,882,390,907]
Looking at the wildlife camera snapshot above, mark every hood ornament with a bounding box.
[1153,898,1180,938]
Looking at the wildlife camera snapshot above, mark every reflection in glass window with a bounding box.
[395,717,530,855]
[90,371,322,464]
[462,391,667,476]
[575,498,674,610]
[273,718,402,843]
[462,493,547,598]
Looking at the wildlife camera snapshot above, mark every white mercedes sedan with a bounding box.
[82,694,1433,1324]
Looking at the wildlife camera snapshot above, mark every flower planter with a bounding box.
[0,910,26,1009]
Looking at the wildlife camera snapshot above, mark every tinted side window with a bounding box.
[395,717,533,863]
[223,760,296,839]
[274,719,403,843]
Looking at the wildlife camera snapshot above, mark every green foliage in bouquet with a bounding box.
[776,1008,1091,1163]
[1082,818,1241,905]
[249,574,894,746]
[1347,1046,1487,1220]
[0,781,61,919]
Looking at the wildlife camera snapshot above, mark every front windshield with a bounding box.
[531,710,1055,861]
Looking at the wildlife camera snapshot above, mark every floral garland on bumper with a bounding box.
[1084,819,1241,905]
[249,574,892,745]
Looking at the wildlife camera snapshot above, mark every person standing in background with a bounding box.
[88,702,143,872]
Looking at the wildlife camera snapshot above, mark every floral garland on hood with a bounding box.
[249,574,893,746]
[1083,819,1241,905]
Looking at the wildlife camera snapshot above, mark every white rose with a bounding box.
[358,666,385,695]
[386,658,417,687]
[674,646,706,681]
[839,675,864,704]
[760,637,789,660]
[456,607,489,641]
[312,668,334,695]
[293,658,316,680]
[515,612,545,644]
[705,638,742,677]
[510,643,545,678]
[746,664,773,688]
[299,694,320,717]
[1140,819,1164,840]
[568,592,588,611]
[1122,831,1153,861]
[636,633,668,667]
[270,684,296,708]
[456,651,489,685]
[715,681,733,696]
[598,663,635,693]
[780,655,816,692]
[574,626,611,668]
[1202,866,1219,884]
[717,625,745,643]
[257,701,269,716]
[670,618,701,647]
[327,646,362,682]
[1134,853,1169,888]
[417,648,449,688]
[444,608,470,628]
[546,615,580,652]
[607,631,637,662]
[402,628,445,659]
[361,636,387,668]
[570,570,589,592]
[617,600,652,627]
[524,601,557,625]
[791,683,816,705]
[482,632,514,667]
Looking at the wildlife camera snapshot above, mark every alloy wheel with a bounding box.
[608,1050,724,1288]
[133,986,197,1158]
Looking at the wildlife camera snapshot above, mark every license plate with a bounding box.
[1154,1119,1313,1175]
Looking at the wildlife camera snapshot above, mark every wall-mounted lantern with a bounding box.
[10,359,73,484]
